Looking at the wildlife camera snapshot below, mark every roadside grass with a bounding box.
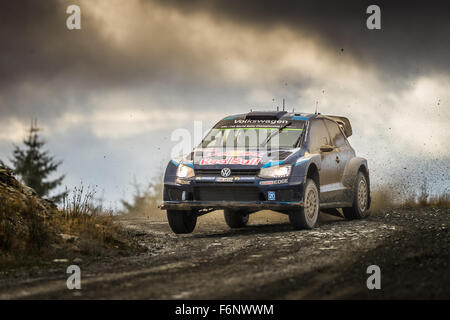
[0,184,137,268]
[0,195,52,265]
[54,185,132,254]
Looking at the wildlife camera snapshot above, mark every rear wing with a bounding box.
[325,115,352,137]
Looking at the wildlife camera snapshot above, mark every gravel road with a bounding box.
[0,207,449,299]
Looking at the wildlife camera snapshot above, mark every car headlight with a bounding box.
[176,164,194,178]
[259,164,292,178]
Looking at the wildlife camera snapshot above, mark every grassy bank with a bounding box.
[0,179,138,268]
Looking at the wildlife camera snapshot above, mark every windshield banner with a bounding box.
[214,119,305,130]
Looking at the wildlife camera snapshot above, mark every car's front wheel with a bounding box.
[289,178,320,230]
[343,171,370,219]
[224,209,249,228]
[167,210,197,234]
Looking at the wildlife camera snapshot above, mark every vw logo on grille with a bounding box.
[221,167,231,177]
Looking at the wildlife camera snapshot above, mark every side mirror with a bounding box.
[320,145,334,152]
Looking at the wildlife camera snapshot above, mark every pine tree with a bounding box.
[10,119,66,202]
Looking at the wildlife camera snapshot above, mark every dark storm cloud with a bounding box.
[0,0,204,117]
[1,0,449,96]
[155,0,450,79]
[1,0,95,87]
[0,0,185,91]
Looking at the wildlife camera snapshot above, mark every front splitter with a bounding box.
[161,200,303,211]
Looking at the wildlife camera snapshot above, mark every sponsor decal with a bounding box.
[207,150,262,158]
[216,177,234,183]
[215,127,303,131]
[234,119,289,125]
[195,176,215,182]
[195,176,255,183]
[267,191,276,201]
[259,179,288,185]
[234,176,255,182]
[213,118,305,130]
[200,157,261,166]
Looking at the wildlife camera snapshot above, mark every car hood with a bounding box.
[188,148,300,169]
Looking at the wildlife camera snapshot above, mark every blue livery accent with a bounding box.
[183,162,194,168]
[295,159,308,166]
[291,116,309,121]
[279,201,303,204]
[262,160,284,168]
[170,160,179,166]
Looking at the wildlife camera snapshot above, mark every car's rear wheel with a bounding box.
[343,171,370,219]
[289,178,319,230]
[224,209,249,228]
[167,210,197,234]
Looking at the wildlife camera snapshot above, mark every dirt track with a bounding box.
[0,208,449,299]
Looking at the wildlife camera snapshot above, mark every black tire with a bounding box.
[343,171,370,219]
[289,178,320,230]
[167,210,197,234]
[224,209,249,228]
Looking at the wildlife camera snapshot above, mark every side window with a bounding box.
[324,119,348,148]
[308,119,331,152]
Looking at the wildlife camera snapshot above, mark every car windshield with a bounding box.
[201,120,306,149]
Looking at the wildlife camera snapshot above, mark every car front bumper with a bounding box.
[162,176,305,211]
[161,200,303,210]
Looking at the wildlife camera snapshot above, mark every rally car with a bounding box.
[161,111,370,234]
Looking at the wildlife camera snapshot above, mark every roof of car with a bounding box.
[221,111,352,137]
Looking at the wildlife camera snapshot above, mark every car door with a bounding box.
[324,119,355,202]
[308,119,340,203]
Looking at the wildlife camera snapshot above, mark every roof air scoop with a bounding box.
[245,111,287,120]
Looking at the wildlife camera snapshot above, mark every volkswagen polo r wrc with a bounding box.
[161,111,370,234]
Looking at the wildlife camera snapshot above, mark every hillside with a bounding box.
[0,165,137,266]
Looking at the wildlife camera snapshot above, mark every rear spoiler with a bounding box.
[325,115,352,137]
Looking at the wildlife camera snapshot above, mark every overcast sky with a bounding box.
[1,0,449,207]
